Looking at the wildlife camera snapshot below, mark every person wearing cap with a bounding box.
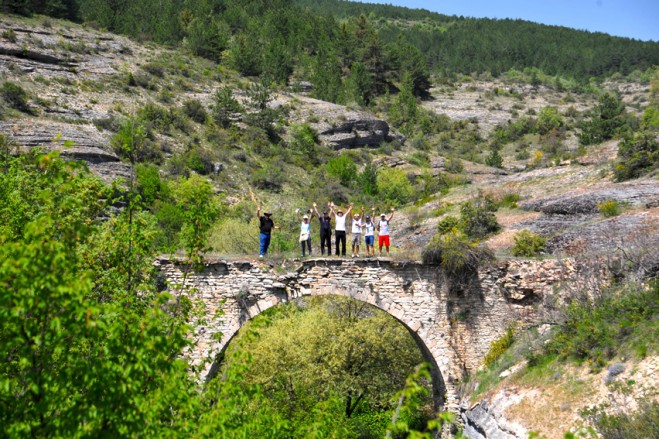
[313,202,332,256]
[257,205,280,258]
[296,207,314,257]
[363,207,376,256]
[329,201,353,257]
[350,207,365,257]
[377,207,395,256]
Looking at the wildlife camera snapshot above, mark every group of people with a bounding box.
[257,202,395,258]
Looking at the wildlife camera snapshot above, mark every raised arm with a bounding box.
[388,207,395,222]
[328,201,335,217]
[257,204,262,218]
[345,202,354,216]
[312,202,320,218]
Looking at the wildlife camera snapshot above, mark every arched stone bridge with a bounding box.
[157,257,570,411]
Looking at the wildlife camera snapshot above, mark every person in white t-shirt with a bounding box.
[329,202,353,257]
[363,208,376,257]
[350,207,364,257]
[377,207,395,256]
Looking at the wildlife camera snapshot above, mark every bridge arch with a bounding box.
[207,292,449,410]
[157,257,561,413]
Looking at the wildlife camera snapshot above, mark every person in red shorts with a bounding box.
[377,207,395,256]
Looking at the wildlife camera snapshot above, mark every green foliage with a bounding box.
[290,123,318,157]
[0,152,200,437]
[460,196,501,240]
[111,118,161,163]
[212,86,242,128]
[485,144,504,168]
[584,400,659,439]
[182,98,208,124]
[546,283,658,368]
[436,215,460,235]
[358,162,379,196]
[376,167,413,206]
[173,174,221,264]
[221,296,431,435]
[579,93,629,145]
[614,130,658,181]
[511,230,547,257]
[388,72,418,136]
[483,327,516,367]
[597,199,622,217]
[0,81,31,113]
[327,153,358,187]
[422,229,492,277]
[536,106,564,135]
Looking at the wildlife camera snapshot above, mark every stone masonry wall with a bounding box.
[156,257,573,411]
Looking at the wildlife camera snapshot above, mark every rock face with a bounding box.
[0,120,131,183]
[277,94,405,149]
[461,390,530,439]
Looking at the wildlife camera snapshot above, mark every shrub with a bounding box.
[290,123,317,157]
[545,283,658,367]
[582,400,659,439]
[1,81,31,113]
[511,230,546,257]
[326,154,357,187]
[182,99,208,124]
[422,229,492,277]
[436,216,460,235]
[597,199,621,217]
[376,168,414,206]
[613,131,658,181]
[483,327,516,367]
[460,196,500,239]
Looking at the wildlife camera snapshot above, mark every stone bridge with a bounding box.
[157,257,570,411]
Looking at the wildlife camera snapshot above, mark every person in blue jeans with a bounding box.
[257,206,279,258]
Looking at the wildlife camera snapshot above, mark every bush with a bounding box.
[460,196,501,239]
[422,229,492,277]
[511,230,546,257]
[290,123,317,157]
[597,200,621,217]
[483,327,516,367]
[590,400,659,439]
[437,216,460,235]
[376,168,414,206]
[545,283,658,367]
[326,153,357,187]
[182,99,208,124]
[613,131,658,181]
[1,81,31,113]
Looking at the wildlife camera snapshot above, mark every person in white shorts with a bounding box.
[351,208,364,257]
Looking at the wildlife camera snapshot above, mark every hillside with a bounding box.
[1,9,658,439]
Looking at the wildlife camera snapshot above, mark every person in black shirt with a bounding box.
[313,202,332,256]
[257,205,279,258]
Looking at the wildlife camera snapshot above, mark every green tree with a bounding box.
[212,86,243,128]
[345,61,372,106]
[579,93,629,145]
[220,296,429,434]
[174,173,222,269]
[536,105,564,135]
[327,153,358,187]
[376,167,413,206]
[614,131,659,181]
[389,72,418,136]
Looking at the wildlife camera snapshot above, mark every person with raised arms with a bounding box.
[257,205,280,258]
[377,207,395,257]
[329,201,353,257]
[295,207,314,257]
[313,202,332,256]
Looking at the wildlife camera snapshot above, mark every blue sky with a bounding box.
[358,0,659,42]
